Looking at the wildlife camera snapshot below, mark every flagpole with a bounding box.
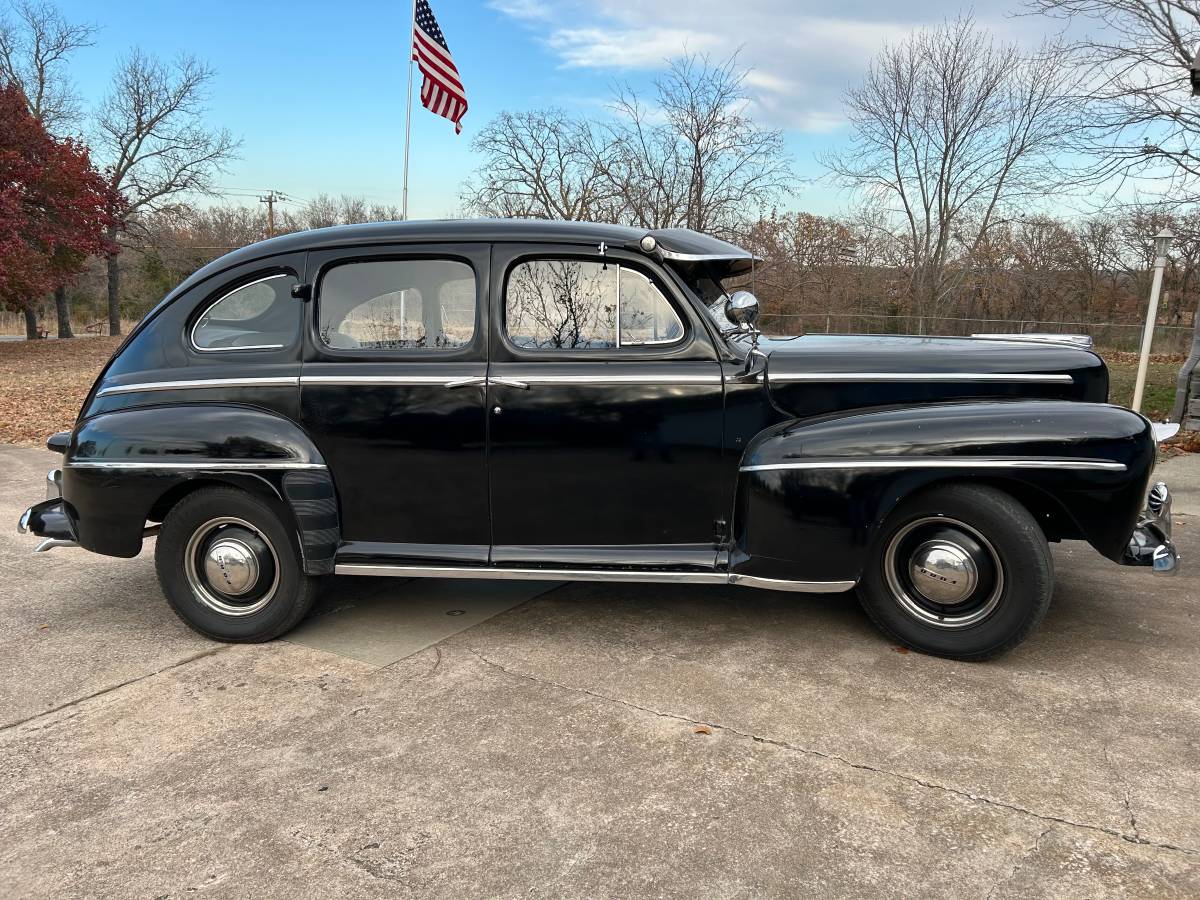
[401,0,417,220]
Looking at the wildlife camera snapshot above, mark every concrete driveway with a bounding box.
[2,444,1199,898]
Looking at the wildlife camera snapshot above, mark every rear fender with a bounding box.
[63,404,340,573]
[731,400,1155,583]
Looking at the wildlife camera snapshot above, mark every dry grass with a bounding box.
[0,337,122,445]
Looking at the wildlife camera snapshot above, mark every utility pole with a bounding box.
[259,191,281,238]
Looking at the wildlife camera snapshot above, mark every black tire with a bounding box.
[856,483,1053,661]
[154,486,319,642]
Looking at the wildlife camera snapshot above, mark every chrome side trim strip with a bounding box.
[66,460,326,470]
[300,375,473,386]
[335,564,727,583]
[299,374,723,388]
[97,376,299,396]
[333,562,857,593]
[728,573,857,593]
[766,372,1074,384]
[741,457,1127,473]
[506,374,724,385]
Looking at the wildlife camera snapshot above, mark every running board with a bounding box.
[333,563,856,594]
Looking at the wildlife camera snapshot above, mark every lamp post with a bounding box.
[1132,228,1175,412]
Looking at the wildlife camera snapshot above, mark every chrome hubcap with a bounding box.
[203,538,260,596]
[184,517,279,617]
[883,516,1003,629]
[908,540,978,605]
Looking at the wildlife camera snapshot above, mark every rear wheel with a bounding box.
[856,483,1053,660]
[155,486,318,642]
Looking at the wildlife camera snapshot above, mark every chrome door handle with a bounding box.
[444,376,486,389]
[488,377,530,389]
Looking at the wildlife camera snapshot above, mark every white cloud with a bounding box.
[495,0,1051,133]
[548,28,720,69]
[487,0,553,21]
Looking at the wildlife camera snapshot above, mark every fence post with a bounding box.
[1170,310,1200,427]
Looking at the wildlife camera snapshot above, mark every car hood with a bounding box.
[757,333,1109,421]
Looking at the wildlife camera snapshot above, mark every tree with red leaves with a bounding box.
[0,81,117,339]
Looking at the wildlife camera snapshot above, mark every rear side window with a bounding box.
[505,259,684,350]
[318,259,476,351]
[192,272,300,351]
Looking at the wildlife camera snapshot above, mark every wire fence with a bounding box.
[0,313,139,338]
[3,309,1196,356]
[759,313,1195,356]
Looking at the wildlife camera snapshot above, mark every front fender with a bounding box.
[731,400,1155,583]
[62,404,339,573]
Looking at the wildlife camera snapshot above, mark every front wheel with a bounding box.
[155,486,319,642]
[856,483,1053,660]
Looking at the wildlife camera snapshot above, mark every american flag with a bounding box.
[412,0,467,134]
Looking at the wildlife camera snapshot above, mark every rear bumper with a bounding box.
[1119,481,1179,574]
[16,467,80,552]
[17,498,79,552]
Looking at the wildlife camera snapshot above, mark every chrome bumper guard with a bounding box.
[17,467,79,552]
[1120,481,1179,574]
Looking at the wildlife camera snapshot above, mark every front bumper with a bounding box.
[1119,481,1179,574]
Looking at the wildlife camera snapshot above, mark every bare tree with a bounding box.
[824,19,1077,323]
[95,50,238,335]
[463,54,793,234]
[281,193,402,231]
[464,109,619,220]
[1028,0,1200,198]
[607,54,793,236]
[0,0,94,133]
[0,0,97,337]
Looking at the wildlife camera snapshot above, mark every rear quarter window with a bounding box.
[191,272,300,352]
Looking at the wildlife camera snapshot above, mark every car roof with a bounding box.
[169,219,753,298]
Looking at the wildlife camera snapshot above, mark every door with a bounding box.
[487,244,727,570]
[300,243,491,564]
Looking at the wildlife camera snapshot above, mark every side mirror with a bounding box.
[724,291,760,331]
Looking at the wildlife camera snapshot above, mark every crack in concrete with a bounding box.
[1123,789,1141,842]
[0,646,229,734]
[464,647,1200,859]
[985,826,1053,900]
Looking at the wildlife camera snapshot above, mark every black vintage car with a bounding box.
[17,220,1179,659]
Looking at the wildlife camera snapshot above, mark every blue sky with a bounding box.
[52,0,1056,219]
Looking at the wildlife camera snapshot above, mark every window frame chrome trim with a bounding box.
[740,457,1127,473]
[766,372,1074,384]
[617,265,685,348]
[504,257,689,354]
[314,256,480,355]
[97,376,300,397]
[65,460,327,471]
[189,272,295,354]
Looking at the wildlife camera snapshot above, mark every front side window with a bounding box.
[318,259,476,351]
[191,272,300,351]
[505,259,685,351]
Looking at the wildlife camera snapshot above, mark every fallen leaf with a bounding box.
[693,724,713,735]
